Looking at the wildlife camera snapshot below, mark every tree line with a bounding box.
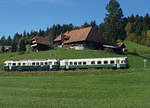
[1,0,150,53]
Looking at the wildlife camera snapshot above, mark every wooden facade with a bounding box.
[31,36,50,52]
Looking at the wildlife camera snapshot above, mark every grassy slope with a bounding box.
[0,41,150,107]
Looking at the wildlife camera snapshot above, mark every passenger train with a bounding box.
[4,57,128,71]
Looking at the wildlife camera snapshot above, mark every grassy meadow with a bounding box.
[0,41,150,107]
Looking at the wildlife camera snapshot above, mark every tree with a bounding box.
[81,22,90,28]
[19,38,26,52]
[11,41,17,52]
[7,36,12,45]
[103,0,126,44]
[1,46,5,53]
[0,36,6,45]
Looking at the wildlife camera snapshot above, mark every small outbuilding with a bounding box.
[31,36,51,52]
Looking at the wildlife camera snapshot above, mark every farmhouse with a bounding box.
[31,36,51,52]
[54,27,105,50]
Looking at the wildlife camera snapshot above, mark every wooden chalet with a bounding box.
[103,42,126,53]
[31,36,50,52]
[54,27,105,50]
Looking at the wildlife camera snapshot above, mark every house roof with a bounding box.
[32,36,50,45]
[54,26,104,44]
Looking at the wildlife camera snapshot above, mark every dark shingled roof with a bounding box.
[33,36,50,45]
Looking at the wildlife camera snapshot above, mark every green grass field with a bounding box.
[0,41,150,108]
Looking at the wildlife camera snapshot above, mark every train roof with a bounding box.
[4,59,58,63]
[60,57,128,61]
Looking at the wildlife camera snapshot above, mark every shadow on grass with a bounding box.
[127,52,150,59]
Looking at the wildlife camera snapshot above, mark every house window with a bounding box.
[97,61,101,64]
[104,61,108,64]
[91,61,95,65]
[110,60,114,64]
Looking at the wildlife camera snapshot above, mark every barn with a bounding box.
[31,36,51,52]
[54,27,105,50]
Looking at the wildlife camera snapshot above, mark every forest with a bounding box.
[0,0,150,52]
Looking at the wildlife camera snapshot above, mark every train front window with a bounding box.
[121,60,125,64]
[70,62,73,65]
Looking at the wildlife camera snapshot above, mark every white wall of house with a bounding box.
[70,44,85,50]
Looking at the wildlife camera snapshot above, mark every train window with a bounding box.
[13,63,16,66]
[83,62,86,65]
[18,63,21,66]
[32,62,35,66]
[78,62,82,65]
[36,62,39,66]
[97,61,101,64]
[8,63,11,66]
[41,62,43,65]
[54,62,58,65]
[70,62,73,65]
[65,62,68,65]
[45,62,48,65]
[74,62,77,65]
[110,60,114,64]
[121,60,124,64]
[104,61,108,64]
[91,61,95,64]
[23,63,26,66]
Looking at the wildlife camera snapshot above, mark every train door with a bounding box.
[8,63,12,70]
[116,60,120,69]
[65,61,69,70]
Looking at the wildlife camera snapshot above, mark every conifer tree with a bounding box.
[103,0,126,44]
[19,38,26,52]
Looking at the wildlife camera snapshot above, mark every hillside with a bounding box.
[0,41,150,108]
[0,41,150,71]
